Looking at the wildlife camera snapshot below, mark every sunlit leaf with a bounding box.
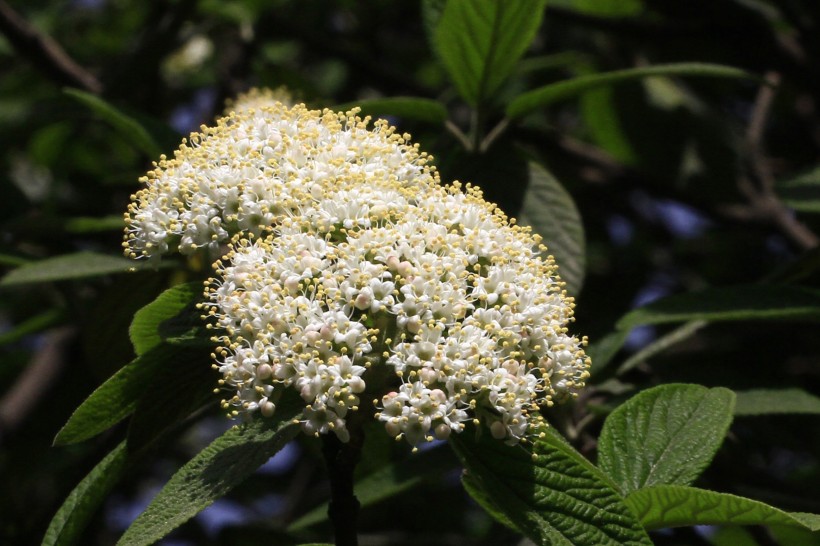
[117,408,301,546]
[625,485,820,532]
[129,282,203,356]
[598,384,735,495]
[451,427,653,545]
[433,0,547,106]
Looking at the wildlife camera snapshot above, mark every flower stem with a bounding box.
[321,424,364,546]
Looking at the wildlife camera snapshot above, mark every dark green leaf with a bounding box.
[518,162,586,295]
[433,0,547,106]
[289,443,455,531]
[0,253,30,267]
[770,525,820,546]
[129,282,203,356]
[710,527,759,546]
[777,165,820,212]
[126,346,216,450]
[0,307,66,347]
[624,485,820,532]
[461,470,520,532]
[585,331,629,379]
[580,86,638,165]
[734,388,820,416]
[507,63,756,119]
[0,252,141,286]
[64,215,125,233]
[42,442,129,546]
[116,410,301,546]
[54,345,188,445]
[617,285,820,331]
[598,384,735,495]
[64,88,163,157]
[421,0,447,50]
[551,0,644,17]
[615,320,707,376]
[451,427,653,545]
[334,97,448,124]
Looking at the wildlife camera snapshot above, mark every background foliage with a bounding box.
[2,0,820,545]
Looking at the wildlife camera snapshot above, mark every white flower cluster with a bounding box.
[124,101,431,260]
[125,96,590,446]
[224,87,296,115]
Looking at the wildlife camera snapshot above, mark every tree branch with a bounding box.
[321,428,363,546]
[0,0,101,93]
[739,72,819,250]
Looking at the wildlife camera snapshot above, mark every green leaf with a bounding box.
[64,88,163,157]
[615,320,707,376]
[551,0,644,17]
[734,388,820,416]
[461,470,520,532]
[507,63,756,119]
[54,344,188,445]
[597,384,735,495]
[116,411,301,546]
[433,0,547,106]
[518,162,586,296]
[0,252,30,267]
[289,443,455,531]
[581,85,638,165]
[0,307,66,347]
[42,442,129,546]
[127,346,215,450]
[451,427,653,545]
[64,215,125,233]
[617,285,820,331]
[770,525,820,546]
[584,329,628,378]
[0,252,141,286]
[129,282,203,356]
[334,97,448,124]
[777,165,820,213]
[624,485,820,532]
[710,526,759,546]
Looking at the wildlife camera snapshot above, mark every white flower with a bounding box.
[129,100,589,445]
[124,101,434,261]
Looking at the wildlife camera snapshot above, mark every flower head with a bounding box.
[127,99,589,446]
[124,101,433,260]
[224,87,296,115]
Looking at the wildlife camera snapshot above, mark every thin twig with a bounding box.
[739,72,819,250]
[0,327,75,443]
[479,118,510,153]
[0,0,101,93]
[445,120,472,151]
[616,321,707,377]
